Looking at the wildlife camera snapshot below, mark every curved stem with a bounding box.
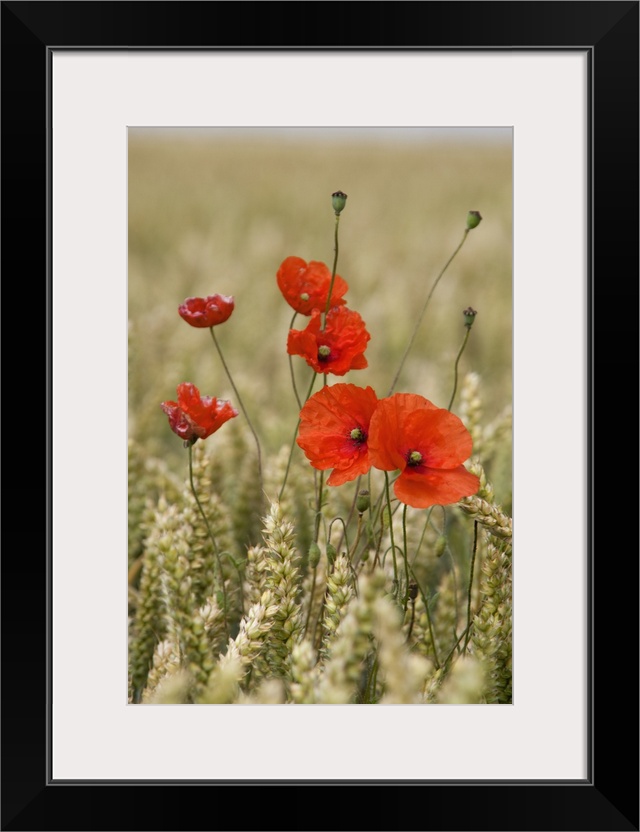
[387,228,470,397]
[328,517,349,554]
[447,325,472,412]
[209,327,263,496]
[188,444,229,637]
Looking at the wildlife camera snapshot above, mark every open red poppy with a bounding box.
[161,382,238,444]
[368,393,479,508]
[277,256,348,315]
[287,307,370,376]
[178,294,235,328]
[297,384,379,485]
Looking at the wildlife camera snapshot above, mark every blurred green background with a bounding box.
[128,128,512,478]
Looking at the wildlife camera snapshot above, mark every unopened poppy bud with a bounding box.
[356,489,370,514]
[466,210,482,229]
[307,542,321,570]
[331,190,348,215]
[326,542,337,565]
[463,306,477,328]
[409,581,419,601]
[360,549,370,563]
[435,535,447,558]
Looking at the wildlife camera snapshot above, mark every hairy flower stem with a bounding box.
[384,472,399,594]
[387,228,471,396]
[463,521,479,653]
[278,371,317,502]
[209,326,263,497]
[322,214,341,329]
[188,444,229,637]
[401,505,411,613]
[447,326,472,412]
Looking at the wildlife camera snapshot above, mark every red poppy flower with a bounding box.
[178,294,235,328]
[297,384,379,486]
[287,307,370,376]
[368,393,480,508]
[160,382,238,444]
[277,256,348,315]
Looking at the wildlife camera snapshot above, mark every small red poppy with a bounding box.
[368,393,480,508]
[178,294,235,328]
[287,307,370,376]
[277,256,348,315]
[297,384,379,486]
[161,382,238,444]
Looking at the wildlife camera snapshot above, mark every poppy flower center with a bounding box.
[318,345,332,360]
[350,427,366,442]
[408,450,423,466]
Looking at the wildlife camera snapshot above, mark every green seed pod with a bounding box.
[331,190,348,215]
[308,542,321,569]
[466,210,482,229]
[463,306,477,328]
[356,489,370,514]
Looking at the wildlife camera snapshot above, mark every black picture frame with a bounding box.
[2,2,638,830]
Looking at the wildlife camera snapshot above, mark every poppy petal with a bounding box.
[297,384,378,483]
[277,256,348,315]
[394,465,480,509]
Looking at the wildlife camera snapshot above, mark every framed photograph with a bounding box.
[3,2,637,830]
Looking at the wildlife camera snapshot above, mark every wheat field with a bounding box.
[128,128,513,705]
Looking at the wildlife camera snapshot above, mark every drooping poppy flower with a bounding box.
[277,256,348,315]
[161,382,238,444]
[297,384,379,486]
[178,294,235,328]
[287,306,370,376]
[367,393,480,509]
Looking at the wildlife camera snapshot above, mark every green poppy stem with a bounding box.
[384,472,398,592]
[188,444,229,637]
[287,311,302,410]
[322,213,341,329]
[401,504,411,613]
[209,326,263,497]
[387,228,471,397]
[447,325,472,412]
[278,370,317,503]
